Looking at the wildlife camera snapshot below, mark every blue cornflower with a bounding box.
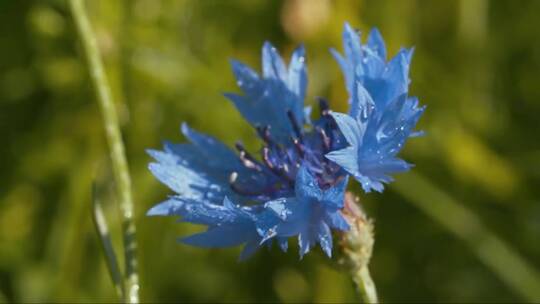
[327,23,425,193]
[147,22,424,260]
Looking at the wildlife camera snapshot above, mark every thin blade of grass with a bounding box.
[92,183,125,300]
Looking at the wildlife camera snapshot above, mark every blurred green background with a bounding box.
[1,0,540,302]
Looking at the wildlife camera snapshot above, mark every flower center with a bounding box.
[229,99,346,201]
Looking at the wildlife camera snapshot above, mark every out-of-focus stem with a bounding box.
[354,266,377,304]
[68,0,139,302]
[92,184,125,300]
[341,193,378,304]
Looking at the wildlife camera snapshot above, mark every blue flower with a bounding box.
[147,22,424,259]
[326,23,425,193]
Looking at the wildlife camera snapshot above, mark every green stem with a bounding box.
[341,193,379,303]
[353,266,378,304]
[392,171,540,301]
[92,184,125,300]
[69,1,139,302]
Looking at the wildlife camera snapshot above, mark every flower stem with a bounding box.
[92,183,125,300]
[341,193,379,303]
[69,0,139,302]
[353,266,378,304]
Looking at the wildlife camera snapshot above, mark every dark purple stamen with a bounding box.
[256,125,273,145]
[292,138,305,158]
[317,97,330,116]
[235,142,263,171]
[287,110,303,140]
[315,126,331,152]
[255,126,295,181]
[262,147,274,169]
[271,161,295,184]
[229,172,278,197]
[231,105,345,198]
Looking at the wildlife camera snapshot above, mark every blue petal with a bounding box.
[298,231,315,259]
[303,106,312,124]
[147,134,249,204]
[231,59,262,96]
[380,50,411,105]
[410,130,425,137]
[148,149,228,202]
[181,224,254,248]
[278,237,288,252]
[226,43,307,142]
[329,112,363,146]
[317,222,333,258]
[321,176,348,209]
[149,197,252,226]
[294,165,322,201]
[147,149,192,195]
[325,146,359,174]
[350,82,375,119]
[181,123,240,169]
[288,45,307,106]
[343,23,362,76]
[363,158,412,173]
[367,28,387,60]
[349,156,412,193]
[364,49,412,110]
[224,82,299,144]
[262,41,287,80]
[361,48,385,78]
[146,198,180,216]
[239,238,262,261]
[352,157,411,192]
[259,198,308,238]
[339,23,363,95]
[265,198,293,220]
[325,211,349,231]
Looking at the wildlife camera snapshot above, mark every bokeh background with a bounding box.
[1,0,540,302]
